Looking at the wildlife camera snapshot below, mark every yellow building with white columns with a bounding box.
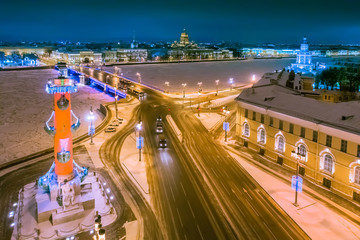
[235,73,360,203]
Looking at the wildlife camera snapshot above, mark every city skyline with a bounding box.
[1,0,360,44]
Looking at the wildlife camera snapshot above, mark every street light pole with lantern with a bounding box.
[136,120,143,162]
[165,81,170,93]
[136,72,141,84]
[291,147,306,207]
[229,78,234,91]
[88,106,95,145]
[222,106,230,142]
[182,83,187,105]
[215,80,220,96]
[197,82,202,117]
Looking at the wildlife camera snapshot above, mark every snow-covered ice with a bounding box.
[104,58,297,93]
[0,69,113,164]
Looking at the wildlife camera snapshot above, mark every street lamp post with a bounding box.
[291,147,305,207]
[215,80,220,96]
[136,120,143,162]
[223,107,230,142]
[197,92,201,117]
[252,74,256,82]
[182,83,186,98]
[88,106,95,145]
[198,82,202,93]
[136,72,141,84]
[165,81,169,93]
[115,95,118,120]
[229,78,234,91]
[182,83,187,106]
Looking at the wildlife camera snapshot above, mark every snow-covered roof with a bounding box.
[237,78,360,135]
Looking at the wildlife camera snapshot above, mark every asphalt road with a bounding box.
[82,68,310,240]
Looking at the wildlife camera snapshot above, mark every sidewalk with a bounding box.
[119,132,151,206]
[222,138,360,240]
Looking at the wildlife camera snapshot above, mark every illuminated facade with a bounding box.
[291,37,315,73]
[171,29,198,48]
[169,29,233,60]
[235,73,360,203]
[53,50,102,64]
[242,48,297,56]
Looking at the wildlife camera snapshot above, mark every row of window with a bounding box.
[244,109,360,156]
[243,122,360,184]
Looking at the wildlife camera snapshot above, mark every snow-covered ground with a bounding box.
[0,69,113,164]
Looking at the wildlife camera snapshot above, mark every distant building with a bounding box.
[235,71,360,204]
[291,37,315,74]
[242,48,297,57]
[103,49,148,63]
[168,29,233,60]
[171,29,198,48]
[53,50,102,64]
[54,48,148,64]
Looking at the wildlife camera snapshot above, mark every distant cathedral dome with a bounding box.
[171,29,198,48]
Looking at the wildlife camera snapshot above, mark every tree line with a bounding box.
[315,66,360,92]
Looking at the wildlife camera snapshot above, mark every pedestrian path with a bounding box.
[224,143,360,240]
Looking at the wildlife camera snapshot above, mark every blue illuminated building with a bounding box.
[290,36,315,74]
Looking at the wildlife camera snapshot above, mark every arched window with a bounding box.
[355,167,360,185]
[257,128,266,144]
[324,154,333,173]
[243,122,250,137]
[275,133,285,153]
[298,144,306,157]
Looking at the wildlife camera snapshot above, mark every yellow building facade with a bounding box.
[236,84,360,203]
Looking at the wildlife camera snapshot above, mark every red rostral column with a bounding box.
[45,76,80,181]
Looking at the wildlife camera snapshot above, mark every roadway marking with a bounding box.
[220,181,231,195]
[187,200,196,218]
[197,224,205,240]
[170,187,176,202]
[246,199,259,217]
[180,182,187,197]
[243,188,253,200]
[263,222,276,239]
[176,207,184,228]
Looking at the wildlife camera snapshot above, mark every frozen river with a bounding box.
[105,57,332,93]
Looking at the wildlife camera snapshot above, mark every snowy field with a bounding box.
[104,58,298,93]
[0,69,113,164]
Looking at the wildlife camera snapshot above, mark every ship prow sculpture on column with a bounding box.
[36,67,94,225]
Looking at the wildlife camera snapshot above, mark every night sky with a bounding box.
[1,0,359,44]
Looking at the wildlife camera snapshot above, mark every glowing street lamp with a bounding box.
[88,106,95,145]
[198,82,202,93]
[252,74,256,82]
[229,78,234,91]
[222,107,230,142]
[215,80,220,96]
[182,83,187,98]
[136,72,141,84]
[115,95,118,120]
[291,147,306,207]
[165,81,170,93]
[136,120,143,162]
